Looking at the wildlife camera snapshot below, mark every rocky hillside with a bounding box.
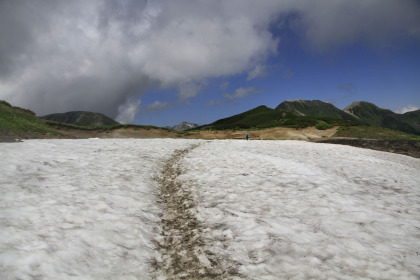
[344,101,420,135]
[40,111,119,127]
[275,100,357,120]
[172,122,199,131]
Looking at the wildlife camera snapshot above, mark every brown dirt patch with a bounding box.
[154,145,233,279]
[51,127,181,139]
[181,126,338,140]
[316,138,420,159]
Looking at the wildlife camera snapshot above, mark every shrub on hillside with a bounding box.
[316,120,334,130]
[0,100,12,107]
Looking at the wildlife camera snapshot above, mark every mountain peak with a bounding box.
[172,122,199,131]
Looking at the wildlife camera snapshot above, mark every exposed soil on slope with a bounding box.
[315,138,420,159]
[53,126,182,139]
[180,126,338,140]
[48,126,337,140]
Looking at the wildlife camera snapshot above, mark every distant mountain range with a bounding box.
[201,100,420,135]
[40,111,119,127]
[1,99,419,139]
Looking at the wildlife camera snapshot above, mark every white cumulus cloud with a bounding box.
[223,87,264,99]
[116,98,141,124]
[396,105,420,114]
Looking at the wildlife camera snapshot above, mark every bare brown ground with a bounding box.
[52,127,182,139]
[0,126,337,141]
[182,126,337,140]
[50,126,337,141]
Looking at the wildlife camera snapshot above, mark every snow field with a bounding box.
[0,139,196,279]
[0,139,419,279]
[178,140,420,279]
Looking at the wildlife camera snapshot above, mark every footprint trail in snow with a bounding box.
[154,144,236,279]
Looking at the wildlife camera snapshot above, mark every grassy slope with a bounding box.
[0,100,59,139]
[400,110,420,133]
[209,106,292,129]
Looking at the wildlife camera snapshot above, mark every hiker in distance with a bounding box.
[246,132,249,140]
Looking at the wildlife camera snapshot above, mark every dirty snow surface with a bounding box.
[1,139,419,279]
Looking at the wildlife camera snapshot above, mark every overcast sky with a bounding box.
[1,0,419,125]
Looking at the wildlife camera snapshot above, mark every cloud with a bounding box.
[281,69,294,80]
[143,101,171,112]
[116,98,141,124]
[247,64,268,81]
[219,82,229,90]
[286,97,306,102]
[178,83,203,102]
[395,105,420,114]
[338,83,356,93]
[223,87,264,99]
[291,0,420,52]
[208,86,264,106]
[0,0,280,120]
[0,0,419,122]
[205,99,232,107]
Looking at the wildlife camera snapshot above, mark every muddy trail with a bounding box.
[154,144,236,279]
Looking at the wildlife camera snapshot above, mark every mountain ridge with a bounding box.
[199,100,420,135]
[275,100,357,120]
[40,111,119,127]
[343,101,420,135]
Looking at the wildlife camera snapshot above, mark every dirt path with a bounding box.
[154,144,233,279]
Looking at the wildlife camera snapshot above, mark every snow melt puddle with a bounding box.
[0,139,196,279]
[179,140,420,280]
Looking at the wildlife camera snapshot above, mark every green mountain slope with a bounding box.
[40,111,119,127]
[399,110,420,133]
[200,105,361,130]
[0,100,58,140]
[206,106,293,129]
[275,100,357,120]
[344,101,420,135]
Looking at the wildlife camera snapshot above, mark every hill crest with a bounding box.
[275,100,356,120]
[343,101,420,135]
[40,111,119,127]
